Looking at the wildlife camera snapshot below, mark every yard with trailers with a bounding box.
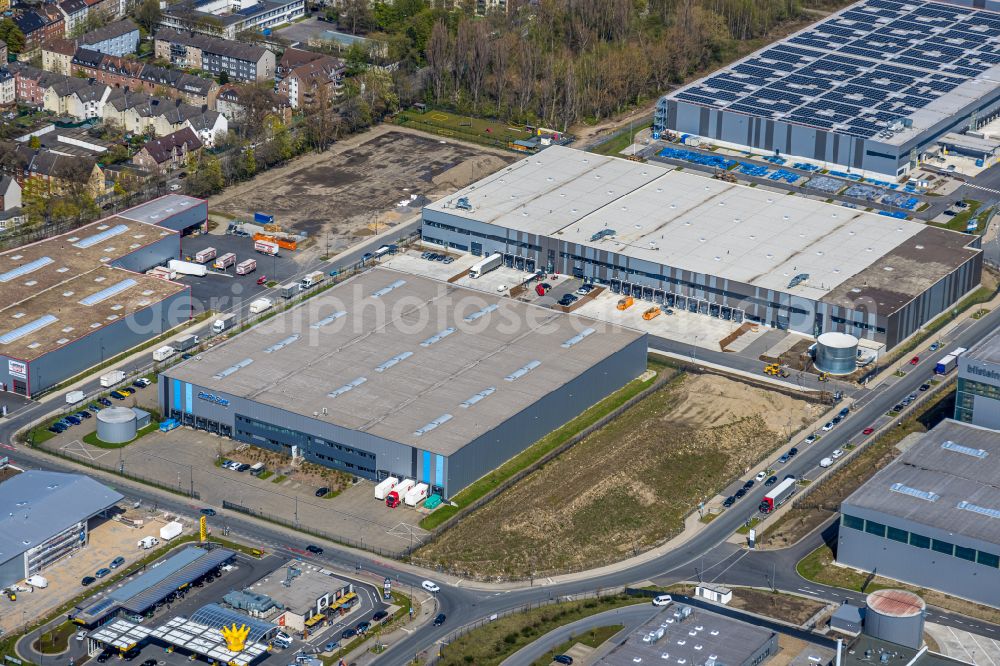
[414,371,824,579]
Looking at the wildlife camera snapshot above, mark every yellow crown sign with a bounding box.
[220,623,250,652]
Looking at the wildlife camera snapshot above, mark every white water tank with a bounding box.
[815,332,859,375]
[96,406,137,443]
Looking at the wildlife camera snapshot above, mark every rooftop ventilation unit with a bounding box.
[213,357,254,380]
[264,334,300,353]
[79,278,137,306]
[414,413,453,436]
[328,377,366,398]
[0,256,53,282]
[311,311,347,328]
[942,440,988,458]
[562,328,596,348]
[890,483,939,502]
[371,280,406,298]
[505,360,541,381]
[460,387,496,408]
[74,224,128,248]
[421,327,456,347]
[0,314,58,344]
[375,351,413,372]
[464,304,499,322]
[455,197,472,211]
[590,228,617,242]
[788,273,810,289]
[957,500,1000,520]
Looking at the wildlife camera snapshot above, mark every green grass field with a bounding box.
[397,110,533,147]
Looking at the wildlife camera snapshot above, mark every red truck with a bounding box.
[386,490,402,508]
[759,477,796,513]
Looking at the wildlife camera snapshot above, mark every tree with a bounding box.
[340,0,373,35]
[241,146,256,179]
[0,19,26,55]
[28,135,41,150]
[343,42,368,76]
[187,153,224,197]
[218,71,230,85]
[135,0,161,35]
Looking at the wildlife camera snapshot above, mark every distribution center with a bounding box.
[838,419,1000,607]
[422,145,981,350]
[956,329,1000,430]
[655,0,1000,179]
[159,268,647,498]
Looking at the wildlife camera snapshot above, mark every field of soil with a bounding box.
[210,128,512,252]
[416,373,823,578]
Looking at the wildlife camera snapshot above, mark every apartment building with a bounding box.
[154,29,275,82]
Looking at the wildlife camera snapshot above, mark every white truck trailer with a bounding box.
[195,247,217,264]
[100,370,125,387]
[168,259,207,277]
[469,253,502,278]
[404,483,429,507]
[236,259,257,275]
[213,253,237,270]
[374,477,399,500]
[254,239,280,256]
[212,313,237,334]
[249,298,273,314]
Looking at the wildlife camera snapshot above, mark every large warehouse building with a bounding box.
[956,330,1000,429]
[838,419,1000,607]
[117,194,208,236]
[0,212,193,397]
[655,0,1000,179]
[159,268,647,499]
[0,471,123,588]
[422,146,981,350]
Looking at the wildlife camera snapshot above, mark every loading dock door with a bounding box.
[504,254,515,268]
[688,299,698,313]
[721,306,732,320]
[515,256,525,270]
[699,301,710,315]
[709,303,721,318]
[654,290,665,304]
[642,287,654,301]
[733,309,744,323]
[610,280,622,293]
[675,295,686,310]
[665,293,675,307]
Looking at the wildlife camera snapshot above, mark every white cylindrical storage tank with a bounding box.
[96,406,137,444]
[863,589,925,649]
[815,332,859,375]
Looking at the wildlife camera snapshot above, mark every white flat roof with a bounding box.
[427,146,974,303]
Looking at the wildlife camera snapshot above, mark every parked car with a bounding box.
[257,275,267,285]
[764,476,778,486]
[94,567,111,578]
[323,641,340,652]
[778,454,790,464]
[75,411,91,420]
[315,487,329,497]
[372,610,389,622]
[47,425,64,434]
[831,448,845,459]
[99,397,112,406]
[722,496,736,507]
[432,614,446,626]
[804,434,817,444]
[734,488,747,499]
[110,391,126,400]
[788,447,799,457]
[65,415,81,425]
[652,594,673,606]
[306,545,323,555]
[754,471,767,482]
[863,427,875,435]
[910,356,920,365]
[119,388,133,396]
[200,508,217,516]
[109,556,125,569]
[355,621,371,634]
[742,479,754,489]
[929,342,940,351]
[820,457,834,468]
[341,628,357,639]
[553,656,574,665]
[821,421,834,431]
[141,659,156,666]
[919,383,930,392]
[892,403,904,412]
[81,576,96,586]
[443,256,454,264]
[89,403,101,412]
[421,580,440,593]
[96,650,113,663]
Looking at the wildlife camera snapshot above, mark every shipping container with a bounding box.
[213,253,237,270]
[168,259,207,277]
[100,370,125,387]
[236,259,257,275]
[469,253,502,278]
[212,313,237,334]
[194,247,217,264]
[374,476,399,500]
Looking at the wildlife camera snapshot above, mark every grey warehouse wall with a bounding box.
[0,554,25,589]
[110,233,180,273]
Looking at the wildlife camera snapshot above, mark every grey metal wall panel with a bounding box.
[111,234,180,273]
[157,201,208,233]
[0,554,25,589]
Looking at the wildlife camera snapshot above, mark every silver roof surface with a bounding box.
[249,563,350,614]
[0,471,123,565]
[426,146,976,303]
[116,194,204,226]
[964,327,1000,366]
[595,605,775,666]
[164,267,644,456]
[843,419,1000,545]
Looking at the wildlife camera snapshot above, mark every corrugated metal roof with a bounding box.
[118,546,234,613]
[0,471,123,563]
[189,603,276,643]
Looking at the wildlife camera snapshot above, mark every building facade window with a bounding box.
[843,514,999,568]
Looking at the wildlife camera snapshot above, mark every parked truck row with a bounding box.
[375,476,439,509]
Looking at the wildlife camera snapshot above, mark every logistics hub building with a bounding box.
[159,268,646,498]
[421,145,981,350]
[956,330,1000,430]
[655,0,1000,180]
[838,419,1000,607]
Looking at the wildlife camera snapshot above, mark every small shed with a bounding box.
[131,407,151,429]
[830,603,864,635]
[695,583,733,604]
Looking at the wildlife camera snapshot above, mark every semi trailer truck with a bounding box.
[469,253,502,278]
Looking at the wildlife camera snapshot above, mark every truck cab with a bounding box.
[386,491,401,508]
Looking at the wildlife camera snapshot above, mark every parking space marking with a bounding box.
[386,522,429,545]
[60,439,111,462]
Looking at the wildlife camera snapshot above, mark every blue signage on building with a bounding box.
[197,391,230,407]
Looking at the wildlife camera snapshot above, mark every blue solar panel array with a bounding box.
[672,0,1000,139]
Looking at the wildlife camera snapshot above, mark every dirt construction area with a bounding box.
[209,128,513,252]
[414,372,823,578]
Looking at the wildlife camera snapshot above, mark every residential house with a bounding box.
[0,41,8,65]
[132,126,202,175]
[0,69,14,107]
[56,0,89,37]
[216,83,291,125]
[11,145,106,196]
[73,51,219,108]
[158,0,304,40]
[43,76,110,119]
[42,39,78,76]
[276,55,342,109]
[154,29,275,82]
[83,0,119,21]
[15,9,65,52]
[78,19,139,56]
[9,63,58,106]
[276,47,322,80]
[101,91,227,145]
[0,175,25,232]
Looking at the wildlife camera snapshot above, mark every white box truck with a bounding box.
[159,521,183,540]
[26,575,48,588]
[404,482,429,507]
[214,253,237,270]
[66,390,85,405]
[249,462,265,476]
[212,313,237,334]
[254,239,279,256]
[153,346,176,362]
[169,259,208,277]
[469,253,502,278]
[138,536,160,549]
[299,271,325,290]
[195,247,217,264]
[249,298,273,314]
[280,283,298,299]
[100,370,125,387]
[374,477,398,500]
[236,259,257,275]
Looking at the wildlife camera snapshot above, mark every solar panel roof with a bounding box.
[667,0,1000,141]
